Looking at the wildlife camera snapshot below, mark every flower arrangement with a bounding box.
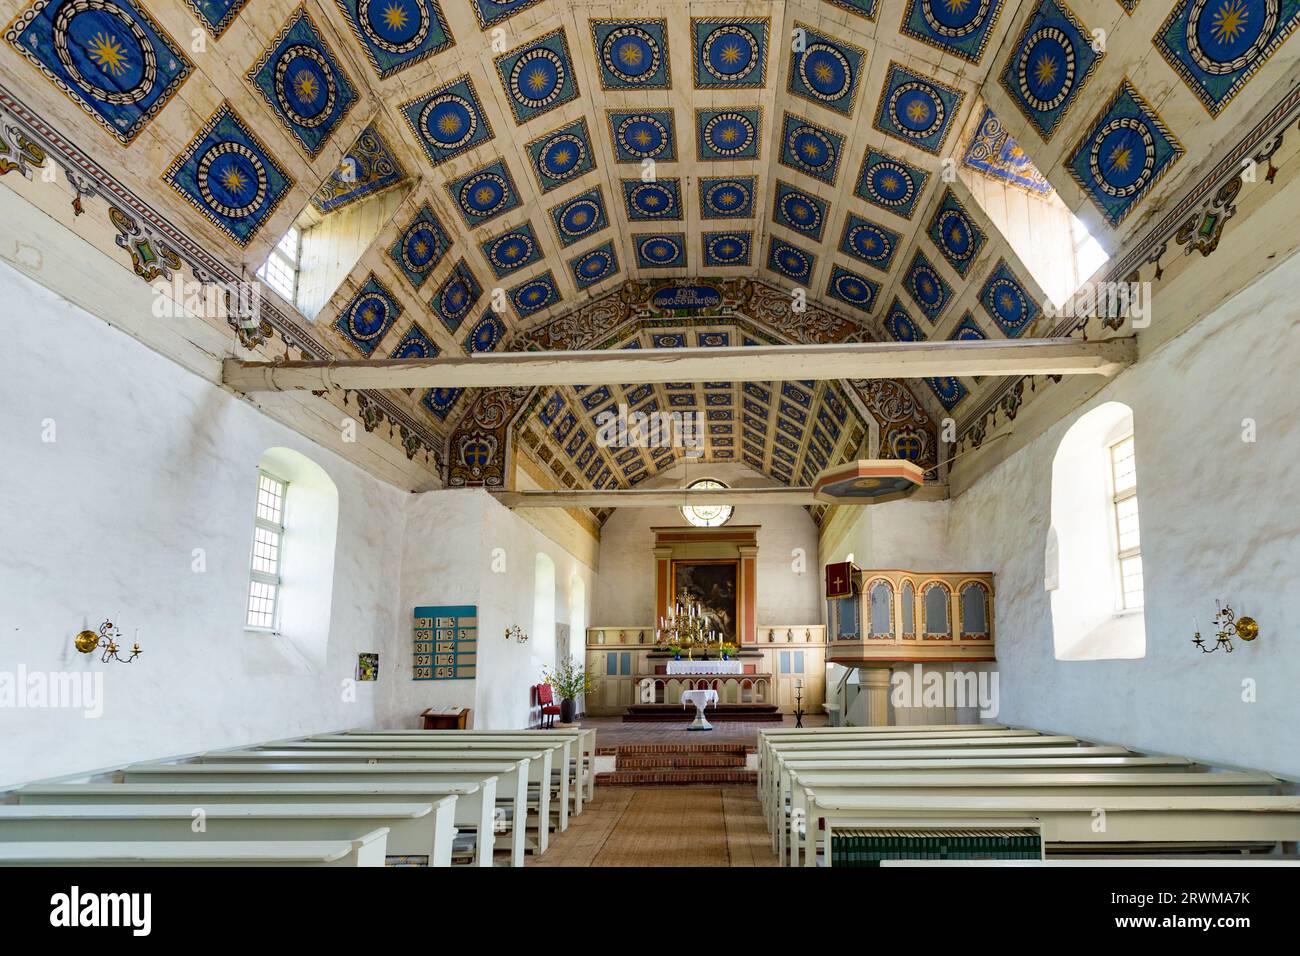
[719,642,737,659]
[542,658,594,702]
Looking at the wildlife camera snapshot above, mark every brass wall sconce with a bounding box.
[505,625,529,644]
[1192,601,1258,654]
[75,620,142,663]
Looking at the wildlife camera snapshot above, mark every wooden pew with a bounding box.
[122,761,533,867]
[805,794,1300,866]
[0,801,456,866]
[324,729,599,805]
[199,746,564,842]
[238,738,580,827]
[18,780,497,867]
[306,731,596,812]
[0,827,390,867]
[766,752,1197,847]
[785,771,1279,866]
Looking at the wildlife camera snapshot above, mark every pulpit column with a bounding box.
[738,544,758,645]
[653,546,673,624]
[860,664,893,727]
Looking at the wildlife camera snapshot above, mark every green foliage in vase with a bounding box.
[542,658,595,701]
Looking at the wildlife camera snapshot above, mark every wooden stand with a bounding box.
[420,708,470,730]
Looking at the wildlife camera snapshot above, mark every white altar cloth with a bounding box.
[667,661,742,675]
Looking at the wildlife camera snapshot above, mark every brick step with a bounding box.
[615,753,748,769]
[611,743,750,756]
[596,769,759,786]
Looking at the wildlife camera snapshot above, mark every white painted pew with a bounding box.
[806,794,1300,867]
[308,731,596,811]
[766,753,1198,845]
[0,801,456,866]
[785,772,1280,866]
[122,761,532,867]
[759,735,1092,806]
[201,746,562,844]
[326,729,599,804]
[18,780,497,867]
[240,738,579,827]
[0,827,389,867]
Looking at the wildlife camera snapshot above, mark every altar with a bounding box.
[666,660,743,676]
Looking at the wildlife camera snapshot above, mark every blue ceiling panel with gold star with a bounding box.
[480,221,542,278]
[768,237,816,282]
[874,62,964,155]
[1155,0,1300,116]
[787,23,864,116]
[999,0,1104,142]
[608,109,677,163]
[5,0,193,146]
[699,176,756,218]
[622,177,682,220]
[773,181,828,241]
[431,258,481,332]
[702,231,752,267]
[446,158,521,228]
[591,18,669,89]
[526,118,596,191]
[927,188,986,278]
[390,322,439,360]
[496,28,579,124]
[249,8,357,159]
[388,202,450,290]
[335,272,402,355]
[550,185,609,246]
[333,0,454,80]
[399,75,493,167]
[826,265,880,314]
[980,259,1042,337]
[903,248,952,323]
[780,113,844,185]
[855,147,929,219]
[162,102,291,246]
[463,309,506,353]
[840,212,900,272]
[570,239,619,289]
[634,233,686,269]
[1066,80,1183,226]
[900,0,1005,64]
[884,298,924,343]
[696,107,761,161]
[693,17,768,88]
[511,271,560,317]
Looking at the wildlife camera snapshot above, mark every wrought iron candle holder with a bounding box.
[505,625,528,644]
[74,620,142,663]
[1192,601,1258,654]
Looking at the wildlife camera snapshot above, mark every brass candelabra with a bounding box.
[74,620,142,664]
[1192,601,1258,654]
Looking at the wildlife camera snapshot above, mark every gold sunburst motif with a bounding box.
[999,291,1015,311]
[1108,143,1133,173]
[527,66,551,92]
[437,113,462,135]
[717,190,737,206]
[879,173,899,193]
[474,185,496,205]
[800,139,821,158]
[813,62,834,83]
[85,31,129,76]
[720,42,743,65]
[944,0,973,13]
[619,43,643,66]
[382,1,409,31]
[633,128,652,146]
[1210,0,1249,44]
[293,69,320,103]
[906,99,931,124]
[551,147,571,166]
[220,166,249,194]
[1033,53,1058,86]
[412,238,429,256]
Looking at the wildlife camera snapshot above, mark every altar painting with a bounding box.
[671,559,739,644]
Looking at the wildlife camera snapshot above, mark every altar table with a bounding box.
[666,661,743,675]
[681,689,719,732]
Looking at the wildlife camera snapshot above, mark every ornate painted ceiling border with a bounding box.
[956,79,1300,451]
[0,79,445,470]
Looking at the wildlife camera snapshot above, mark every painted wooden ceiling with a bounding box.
[2,0,1297,495]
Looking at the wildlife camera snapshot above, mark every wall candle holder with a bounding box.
[505,625,528,644]
[1192,601,1258,654]
[75,620,142,663]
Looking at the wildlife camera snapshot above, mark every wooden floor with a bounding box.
[528,786,778,867]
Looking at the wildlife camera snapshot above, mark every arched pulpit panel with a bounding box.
[867,578,894,639]
[960,581,992,639]
[922,582,952,640]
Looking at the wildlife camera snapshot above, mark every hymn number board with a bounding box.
[412,605,477,681]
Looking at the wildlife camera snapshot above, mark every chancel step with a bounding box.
[621,704,783,723]
[597,744,756,786]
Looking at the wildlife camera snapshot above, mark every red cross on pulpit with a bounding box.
[826,560,856,599]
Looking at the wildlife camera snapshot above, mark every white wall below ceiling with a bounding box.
[0,262,406,788]
[592,462,823,629]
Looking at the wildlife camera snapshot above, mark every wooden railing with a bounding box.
[827,570,996,664]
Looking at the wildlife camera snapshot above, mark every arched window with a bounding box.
[245,448,338,670]
[1048,402,1146,660]
[533,553,556,653]
[681,478,733,528]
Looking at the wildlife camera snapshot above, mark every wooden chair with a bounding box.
[535,684,562,729]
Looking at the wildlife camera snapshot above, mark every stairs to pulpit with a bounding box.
[596,744,757,786]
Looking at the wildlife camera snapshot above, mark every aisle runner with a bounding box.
[592,789,731,867]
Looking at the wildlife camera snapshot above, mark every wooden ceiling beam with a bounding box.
[496,487,819,508]
[222,338,1136,392]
